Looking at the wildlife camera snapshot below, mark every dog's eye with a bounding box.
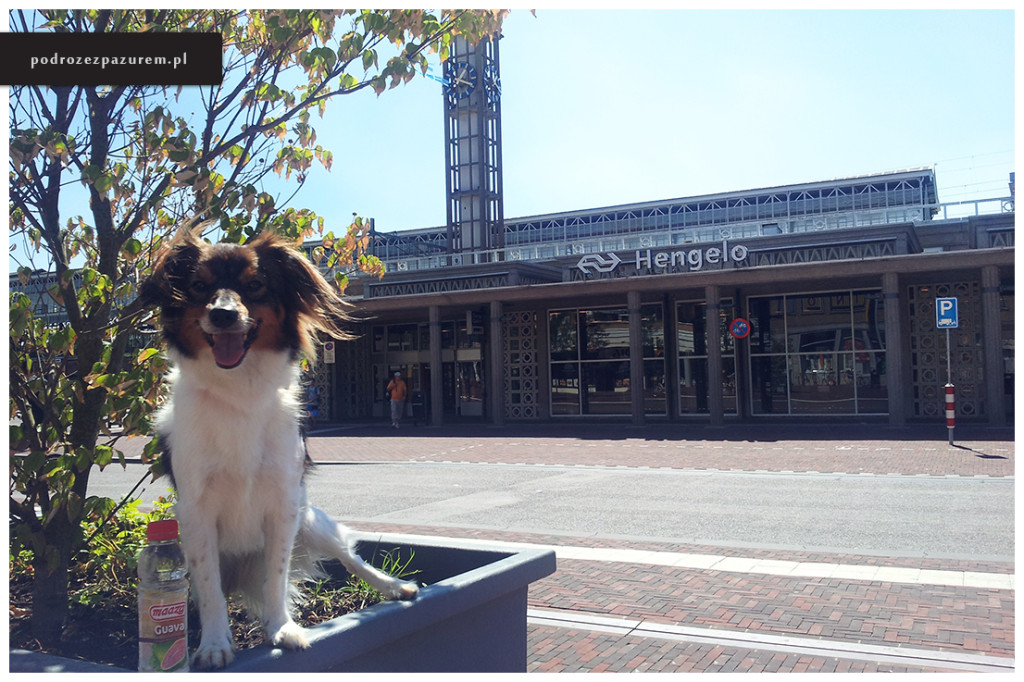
[189,281,210,295]
[246,280,266,294]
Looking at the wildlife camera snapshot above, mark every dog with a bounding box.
[141,229,418,669]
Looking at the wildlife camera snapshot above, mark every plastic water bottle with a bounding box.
[138,519,189,672]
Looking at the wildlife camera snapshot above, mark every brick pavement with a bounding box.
[327,423,1013,673]
[346,521,1014,673]
[534,559,1014,655]
[306,422,1014,478]
[525,626,971,673]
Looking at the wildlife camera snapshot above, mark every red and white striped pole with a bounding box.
[945,383,955,445]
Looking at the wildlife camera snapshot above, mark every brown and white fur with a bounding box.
[142,229,417,670]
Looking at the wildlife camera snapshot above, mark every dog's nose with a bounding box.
[209,307,239,329]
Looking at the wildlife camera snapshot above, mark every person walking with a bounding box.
[385,371,408,429]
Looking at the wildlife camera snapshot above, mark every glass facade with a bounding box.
[548,292,891,419]
[371,318,484,419]
[748,290,887,415]
[676,300,737,415]
[549,305,665,416]
[1000,288,1014,420]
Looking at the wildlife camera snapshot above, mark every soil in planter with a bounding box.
[9,570,384,670]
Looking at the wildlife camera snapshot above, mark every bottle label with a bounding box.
[139,587,188,672]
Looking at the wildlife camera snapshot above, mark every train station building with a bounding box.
[310,166,1014,428]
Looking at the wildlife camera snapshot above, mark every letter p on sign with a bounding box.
[935,297,959,329]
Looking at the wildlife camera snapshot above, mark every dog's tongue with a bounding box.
[211,332,247,368]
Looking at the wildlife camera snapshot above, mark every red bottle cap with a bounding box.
[147,519,179,541]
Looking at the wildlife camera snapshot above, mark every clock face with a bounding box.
[444,60,477,100]
[483,63,501,104]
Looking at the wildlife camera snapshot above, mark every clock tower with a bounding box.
[443,34,504,263]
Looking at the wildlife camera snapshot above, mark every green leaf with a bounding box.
[143,436,163,464]
[122,235,143,253]
[94,174,113,192]
[83,495,116,520]
[66,492,83,523]
[137,347,161,364]
[94,445,113,469]
[46,281,64,306]
[338,73,358,92]
[10,306,29,338]
[23,450,46,475]
[255,82,283,102]
[320,46,337,70]
[50,327,74,353]
[74,446,92,471]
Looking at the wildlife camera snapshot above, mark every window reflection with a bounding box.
[549,304,665,416]
[677,301,736,415]
[748,290,887,415]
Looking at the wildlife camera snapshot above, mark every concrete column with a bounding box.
[705,285,724,426]
[429,305,443,427]
[882,272,905,426]
[981,265,1006,426]
[628,290,645,426]
[489,300,505,426]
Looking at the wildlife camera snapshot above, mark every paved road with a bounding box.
[88,458,1015,561]
[328,463,1015,559]
[88,460,1013,560]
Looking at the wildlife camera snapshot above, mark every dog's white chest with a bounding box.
[204,467,301,553]
[174,438,306,555]
[156,365,307,556]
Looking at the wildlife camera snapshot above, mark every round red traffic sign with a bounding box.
[730,318,750,339]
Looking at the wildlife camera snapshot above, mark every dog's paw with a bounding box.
[387,579,419,601]
[192,637,235,670]
[270,621,310,650]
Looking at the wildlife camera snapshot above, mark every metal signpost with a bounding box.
[935,298,958,445]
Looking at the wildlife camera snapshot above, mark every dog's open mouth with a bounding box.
[205,322,260,369]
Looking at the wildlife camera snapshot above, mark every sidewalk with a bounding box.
[348,522,1014,674]
[318,422,1015,673]
[306,422,1014,478]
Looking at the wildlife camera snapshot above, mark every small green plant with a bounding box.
[10,492,177,607]
[73,494,176,607]
[349,548,421,603]
[299,548,421,623]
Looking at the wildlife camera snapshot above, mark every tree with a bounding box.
[8,8,507,646]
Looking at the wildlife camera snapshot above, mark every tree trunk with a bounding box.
[27,326,108,644]
[30,516,76,646]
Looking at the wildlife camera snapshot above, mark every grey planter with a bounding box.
[9,532,557,673]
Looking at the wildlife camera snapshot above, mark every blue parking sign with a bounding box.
[935,297,958,328]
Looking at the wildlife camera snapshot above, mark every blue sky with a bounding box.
[5,8,1016,251]
[304,8,1015,235]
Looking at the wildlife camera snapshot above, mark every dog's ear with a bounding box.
[251,232,354,352]
[140,231,202,308]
